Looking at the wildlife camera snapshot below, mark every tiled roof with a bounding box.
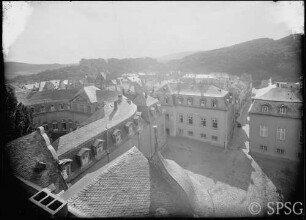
[255,87,302,102]
[66,147,189,217]
[5,131,67,194]
[157,83,228,97]
[22,89,79,105]
[73,86,101,103]
[52,98,137,156]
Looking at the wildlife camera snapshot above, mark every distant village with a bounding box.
[5,69,303,217]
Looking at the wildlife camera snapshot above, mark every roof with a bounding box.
[132,93,158,107]
[157,83,228,97]
[65,147,189,217]
[255,87,302,103]
[23,89,79,105]
[73,86,101,103]
[53,97,137,156]
[5,131,67,194]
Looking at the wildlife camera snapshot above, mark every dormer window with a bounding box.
[43,123,48,131]
[67,104,71,110]
[177,96,184,104]
[112,129,122,145]
[261,105,269,113]
[92,139,106,158]
[77,148,91,167]
[150,106,156,116]
[164,97,169,104]
[41,105,45,112]
[52,122,58,131]
[125,121,134,136]
[200,98,206,107]
[50,105,55,111]
[59,104,64,110]
[61,120,66,130]
[279,105,287,114]
[59,159,72,180]
[156,103,162,112]
[211,99,218,108]
[187,97,193,106]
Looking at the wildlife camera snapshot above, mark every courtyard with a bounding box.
[161,101,301,217]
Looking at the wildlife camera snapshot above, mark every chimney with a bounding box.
[114,101,118,111]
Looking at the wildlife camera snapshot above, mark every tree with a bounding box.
[4,85,33,144]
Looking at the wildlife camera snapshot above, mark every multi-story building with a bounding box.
[249,82,303,161]
[154,82,235,148]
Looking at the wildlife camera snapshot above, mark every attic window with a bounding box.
[177,96,184,104]
[200,98,206,107]
[92,139,105,157]
[211,99,218,108]
[279,105,287,115]
[50,105,55,111]
[59,159,72,179]
[112,129,122,145]
[125,122,134,136]
[77,148,91,167]
[261,104,269,113]
[187,97,193,106]
[59,104,64,110]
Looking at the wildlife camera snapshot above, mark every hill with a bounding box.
[7,34,303,86]
[157,51,198,63]
[172,34,303,85]
[4,62,75,80]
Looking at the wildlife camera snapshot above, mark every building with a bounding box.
[154,82,235,148]
[249,82,303,161]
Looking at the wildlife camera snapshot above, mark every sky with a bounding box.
[3,1,304,64]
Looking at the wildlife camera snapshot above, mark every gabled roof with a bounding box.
[73,86,101,103]
[64,147,190,217]
[52,98,137,156]
[5,131,67,194]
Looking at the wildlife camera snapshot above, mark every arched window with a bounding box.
[261,104,269,113]
[279,105,287,115]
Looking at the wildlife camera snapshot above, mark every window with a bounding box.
[63,164,71,178]
[200,118,206,127]
[187,97,193,106]
[59,104,64,110]
[177,96,184,104]
[261,105,269,113]
[260,125,268,137]
[62,121,67,130]
[212,135,218,141]
[52,122,58,130]
[87,105,91,113]
[164,97,169,104]
[200,133,206,139]
[212,118,218,129]
[150,107,156,116]
[178,113,184,123]
[260,145,268,151]
[279,105,287,114]
[43,124,48,131]
[211,99,218,108]
[276,128,286,141]
[113,130,122,145]
[50,105,55,111]
[188,131,193,136]
[200,99,206,107]
[41,105,45,112]
[188,115,193,125]
[276,148,285,155]
[69,121,73,130]
[67,104,71,110]
[178,128,184,135]
[82,153,90,165]
[165,113,170,120]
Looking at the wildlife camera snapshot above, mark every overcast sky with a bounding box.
[3,1,304,64]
